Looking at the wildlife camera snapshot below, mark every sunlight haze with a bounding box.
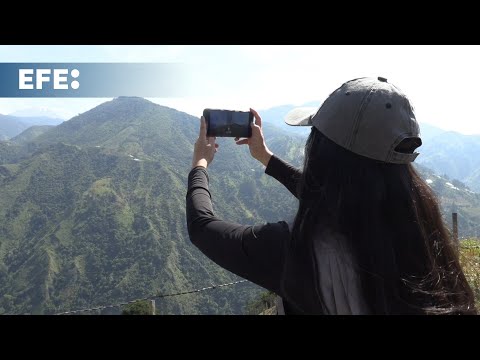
[0,45,479,134]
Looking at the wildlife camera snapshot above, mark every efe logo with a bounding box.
[19,69,80,90]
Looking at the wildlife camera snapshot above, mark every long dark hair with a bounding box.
[292,127,477,315]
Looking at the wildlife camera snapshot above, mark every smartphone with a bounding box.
[203,109,253,138]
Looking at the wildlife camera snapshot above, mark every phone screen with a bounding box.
[204,109,252,138]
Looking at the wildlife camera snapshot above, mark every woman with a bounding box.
[186,77,477,315]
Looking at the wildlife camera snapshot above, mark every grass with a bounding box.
[459,238,480,310]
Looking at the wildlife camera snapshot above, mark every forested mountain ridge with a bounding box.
[0,97,302,314]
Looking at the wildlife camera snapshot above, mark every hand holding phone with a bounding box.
[203,109,253,138]
[233,108,273,167]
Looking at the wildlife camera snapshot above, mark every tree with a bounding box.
[121,300,153,315]
[244,291,276,315]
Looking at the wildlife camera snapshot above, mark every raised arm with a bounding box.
[186,166,288,294]
[264,154,302,199]
[186,116,288,294]
[235,109,303,199]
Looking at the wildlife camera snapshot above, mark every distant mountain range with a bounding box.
[417,131,480,192]
[0,114,63,140]
[259,102,319,137]
[10,108,64,119]
[258,103,480,192]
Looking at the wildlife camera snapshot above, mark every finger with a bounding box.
[207,136,216,146]
[250,108,262,128]
[234,137,239,142]
[251,123,262,137]
[215,143,219,148]
[236,139,249,145]
[199,116,207,138]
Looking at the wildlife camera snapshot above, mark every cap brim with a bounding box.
[284,107,318,126]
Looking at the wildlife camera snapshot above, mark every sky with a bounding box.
[0,45,479,135]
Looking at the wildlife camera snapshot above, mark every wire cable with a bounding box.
[55,279,248,315]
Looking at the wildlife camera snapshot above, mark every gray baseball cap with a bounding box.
[284,77,422,164]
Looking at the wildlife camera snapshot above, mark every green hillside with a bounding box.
[0,98,301,315]
[11,125,55,144]
[0,142,22,164]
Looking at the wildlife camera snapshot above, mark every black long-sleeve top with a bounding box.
[186,155,377,315]
[185,155,302,296]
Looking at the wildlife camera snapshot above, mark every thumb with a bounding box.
[199,116,207,138]
[250,108,262,128]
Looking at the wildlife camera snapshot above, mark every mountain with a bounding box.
[11,116,63,127]
[0,114,63,140]
[0,97,302,315]
[260,103,480,192]
[1,98,478,315]
[11,125,55,144]
[0,115,30,139]
[414,163,480,238]
[259,102,319,137]
[260,104,453,142]
[467,168,480,194]
[419,122,449,142]
[10,108,64,120]
[417,131,480,192]
[0,142,25,164]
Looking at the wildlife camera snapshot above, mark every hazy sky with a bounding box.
[0,45,479,134]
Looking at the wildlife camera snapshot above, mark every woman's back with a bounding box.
[312,226,371,314]
[285,128,476,314]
